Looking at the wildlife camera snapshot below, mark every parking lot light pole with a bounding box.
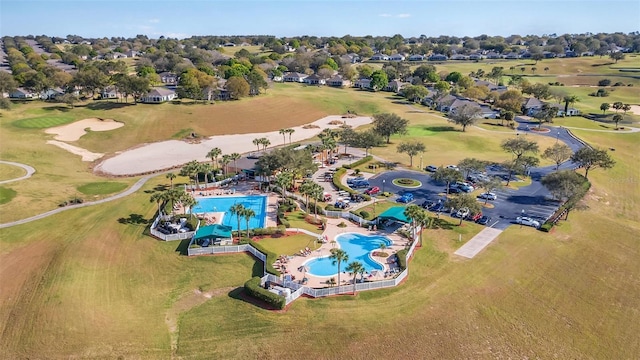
[382,179,385,194]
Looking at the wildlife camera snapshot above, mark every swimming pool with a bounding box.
[305,232,392,277]
[191,195,267,231]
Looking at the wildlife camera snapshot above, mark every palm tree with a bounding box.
[531,67,537,74]
[180,160,200,190]
[309,183,324,220]
[260,137,270,151]
[200,163,212,188]
[229,203,245,239]
[327,277,336,287]
[230,152,241,175]
[252,138,261,152]
[207,147,222,170]
[242,208,256,238]
[345,261,364,294]
[563,95,579,114]
[286,128,295,145]
[163,188,184,215]
[275,171,293,198]
[220,154,231,175]
[279,128,287,145]
[330,248,349,293]
[150,192,164,215]
[403,204,424,240]
[413,209,430,247]
[165,173,176,189]
[181,195,197,218]
[299,179,315,213]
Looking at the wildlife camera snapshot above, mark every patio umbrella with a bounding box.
[299,265,310,279]
[370,270,382,279]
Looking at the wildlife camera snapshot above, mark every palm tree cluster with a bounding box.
[149,188,197,218]
[179,148,242,191]
[403,205,432,246]
[229,203,256,238]
[278,128,296,146]
[252,137,271,152]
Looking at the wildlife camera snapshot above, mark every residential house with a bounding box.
[159,72,179,85]
[140,87,176,103]
[543,51,557,59]
[304,74,326,85]
[283,72,308,82]
[486,52,503,59]
[408,54,426,61]
[468,53,483,60]
[547,103,580,116]
[474,79,508,93]
[505,52,520,59]
[522,97,545,116]
[384,80,408,93]
[450,54,468,61]
[101,86,119,99]
[440,97,500,119]
[370,53,389,61]
[434,94,458,112]
[40,87,65,100]
[353,78,372,89]
[346,53,361,63]
[327,75,351,87]
[428,54,448,61]
[9,88,35,99]
[389,54,406,61]
[125,50,139,58]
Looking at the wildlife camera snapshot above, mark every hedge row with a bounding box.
[238,238,281,276]
[396,249,408,270]
[243,276,286,310]
[330,168,371,201]
[342,155,373,169]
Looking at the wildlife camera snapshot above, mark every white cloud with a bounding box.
[379,13,411,18]
[148,18,160,23]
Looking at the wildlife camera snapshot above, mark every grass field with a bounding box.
[0,163,26,181]
[1,59,640,358]
[0,187,17,205]
[77,181,128,195]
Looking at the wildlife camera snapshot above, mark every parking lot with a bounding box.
[366,167,561,230]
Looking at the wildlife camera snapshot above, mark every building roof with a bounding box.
[523,97,544,108]
[284,72,307,78]
[378,206,409,223]
[194,224,233,240]
[147,87,176,97]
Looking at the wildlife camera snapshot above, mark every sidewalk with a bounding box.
[454,227,503,258]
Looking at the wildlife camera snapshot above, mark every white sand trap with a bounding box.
[45,118,123,141]
[46,140,105,162]
[628,105,640,116]
[95,115,373,176]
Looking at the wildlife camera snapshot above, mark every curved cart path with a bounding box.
[0,175,152,229]
[0,161,36,184]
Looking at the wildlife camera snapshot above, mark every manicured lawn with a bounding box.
[0,163,27,181]
[2,67,640,358]
[0,187,17,205]
[284,210,323,234]
[77,181,128,195]
[257,233,319,257]
[392,178,422,187]
[13,114,76,128]
[351,200,400,220]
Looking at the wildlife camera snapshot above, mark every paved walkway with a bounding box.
[454,227,503,259]
[0,160,36,184]
[0,175,153,229]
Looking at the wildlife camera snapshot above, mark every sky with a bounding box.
[1,0,639,39]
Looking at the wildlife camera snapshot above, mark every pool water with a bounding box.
[191,195,267,231]
[305,232,392,277]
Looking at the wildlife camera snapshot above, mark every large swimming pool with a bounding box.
[191,195,267,231]
[305,232,392,277]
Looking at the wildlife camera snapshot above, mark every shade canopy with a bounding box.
[377,206,409,223]
[194,224,233,240]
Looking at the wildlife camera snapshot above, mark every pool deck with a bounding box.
[277,218,410,288]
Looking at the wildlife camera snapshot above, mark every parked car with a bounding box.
[446,186,461,194]
[425,165,438,172]
[397,193,414,203]
[364,186,380,195]
[454,207,470,218]
[446,165,459,171]
[350,194,366,202]
[347,176,365,185]
[516,216,540,228]
[477,216,491,225]
[466,212,483,222]
[477,192,497,200]
[430,202,446,212]
[323,192,332,202]
[421,200,434,209]
[351,180,370,188]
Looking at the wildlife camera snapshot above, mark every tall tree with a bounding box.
[372,113,409,144]
[457,158,486,179]
[570,147,616,179]
[353,130,384,156]
[225,76,250,99]
[220,154,232,175]
[330,248,349,293]
[448,104,483,132]
[612,114,623,129]
[609,52,625,63]
[0,72,17,98]
[501,137,539,160]
[166,172,177,189]
[478,177,504,204]
[207,147,222,170]
[275,171,294,198]
[345,261,365,293]
[403,204,424,240]
[396,141,426,167]
[444,194,483,225]
[433,167,464,194]
[563,95,580,114]
[279,129,287,145]
[370,70,388,91]
[285,128,295,145]
[242,208,256,238]
[541,170,589,220]
[229,203,245,239]
[600,103,610,115]
[542,143,573,170]
[230,152,241,174]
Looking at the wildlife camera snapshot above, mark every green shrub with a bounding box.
[359,210,371,219]
[332,168,356,195]
[244,276,286,310]
[238,239,281,276]
[539,222,554,232]
[337,221,347,228]
[278,216,290,228]
[342,155,373,169]
[396,249,408,269]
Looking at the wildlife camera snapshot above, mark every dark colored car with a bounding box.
[476,216,491,225]
[425,165,438,172]
[446,187,461,194]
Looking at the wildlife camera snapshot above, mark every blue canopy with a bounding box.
[378,206,409,223]
[194,224,233,240]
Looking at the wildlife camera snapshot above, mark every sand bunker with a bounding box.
[46,140,105,162]
[95,115,373,176]
[45,118,123,141]
[628,105,640,116]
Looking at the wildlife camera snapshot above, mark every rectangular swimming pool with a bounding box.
[192,195,267,231]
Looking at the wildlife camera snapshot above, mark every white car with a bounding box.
[516,216,540,228]
[478,192,497,200]
[454,207,470,218]
[445,165,459,171]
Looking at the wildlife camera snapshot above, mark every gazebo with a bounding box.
[192,224,233,246]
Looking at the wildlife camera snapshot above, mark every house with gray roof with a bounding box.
[353,78,372,89]
[304,74,326,85]
[408,54,426,61]
[522,97,545,115]
[140,87,176,103]
[9,88,36,99]
[283,72,308,82]
[384,80,408,93]
[327,75,351,87]
[389,54,406,61]
[428,54,448,61]
[370,53,389,61]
